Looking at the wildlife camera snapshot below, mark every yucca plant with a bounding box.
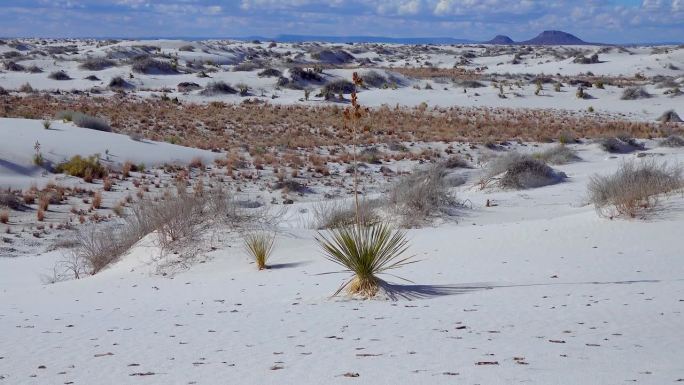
[316,223,414,298]
[316,73,414,298]
[243,232,275,270]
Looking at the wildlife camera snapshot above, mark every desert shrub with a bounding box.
[178,44,195,52]
[315,222,413,298]
[442,155,470,169]
[660,135,684,147]
[48,70,71,80]
[4,61,25,71]
[388,164,460,226]
[533,145,581,165]
[233,61,261,72]
[599,135,645,153]
[70,224,131,274]
[322,79,355,95]
[257,68,282,78]
[80,57,116,71]
[55,155,107,180]
[657,110,682,123]
[588,160,683,218]
[108,76,132,89]
[56,110,112,132]
[273,179,311,194]
[26,65,43,73]
[177,82,201,92]
[483,152,566,189]
[621,86,651,100]
[456,79,485,88]
[18,82,34,93]
[312,199,380,229]
[84,75,100,81]
[360,71,387,88]
[0,191,23,210]
[201,81,237,95]
[131,56,178,74]
[0,210,8,224]
[0,86,7,95]
[243,232,275,270]
[311,49,355,64]
[290,66,323,82]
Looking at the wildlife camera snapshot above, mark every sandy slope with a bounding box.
[1,144,683,384]
[0,118,218,189]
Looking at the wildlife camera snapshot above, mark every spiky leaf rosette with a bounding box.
[316,222,413,298]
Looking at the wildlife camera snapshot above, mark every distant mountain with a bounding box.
[519,30,589,45]
[238,34,476,45]
[484,35,515,45]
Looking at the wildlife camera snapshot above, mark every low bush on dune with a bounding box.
[56,110,112,132]
[80,57,116,71]
[660,135,684,147]
[243,232,275,270]
[48,70,71,80]
[588,160,683,218]
[131,56,178,74]
[62,187,269,277]
[55,155,108,181]
[360,71,387,88]
[313,199,380,230]
[322,80,356,96]
[598,135,645,153]
[109,76,133,89]
[482,152,566,189]
[200,81,237,95]
[257,68,282,78]
[316,223,413,298]
[1,191,23,210]
[621,86,651,100]
[657,110,682,123]
[533,145,581,165]
[388,164,461,227]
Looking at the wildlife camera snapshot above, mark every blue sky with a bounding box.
[0,0,682,43]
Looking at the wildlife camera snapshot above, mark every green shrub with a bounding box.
[55,155,107,180]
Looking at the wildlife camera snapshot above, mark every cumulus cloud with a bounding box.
[0,0,682,43]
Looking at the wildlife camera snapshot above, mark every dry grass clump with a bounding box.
[1,94,666,150]
[588,160,683,218]
[201,81,237,95]
[316,223,413,298]
[388,164,460,227]
[483,153,566,189]
[533,145,581,165]
[313,199,379,229]
[0,210,8,224]
[621,86,651,100]
[598,135,645,153]
[243,232,275,270]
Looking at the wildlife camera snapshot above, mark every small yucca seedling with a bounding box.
[316,223,414,298]
[243,232,275,270]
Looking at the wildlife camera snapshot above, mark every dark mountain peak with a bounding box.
[485,35,515,45]
[521,30,587,45]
